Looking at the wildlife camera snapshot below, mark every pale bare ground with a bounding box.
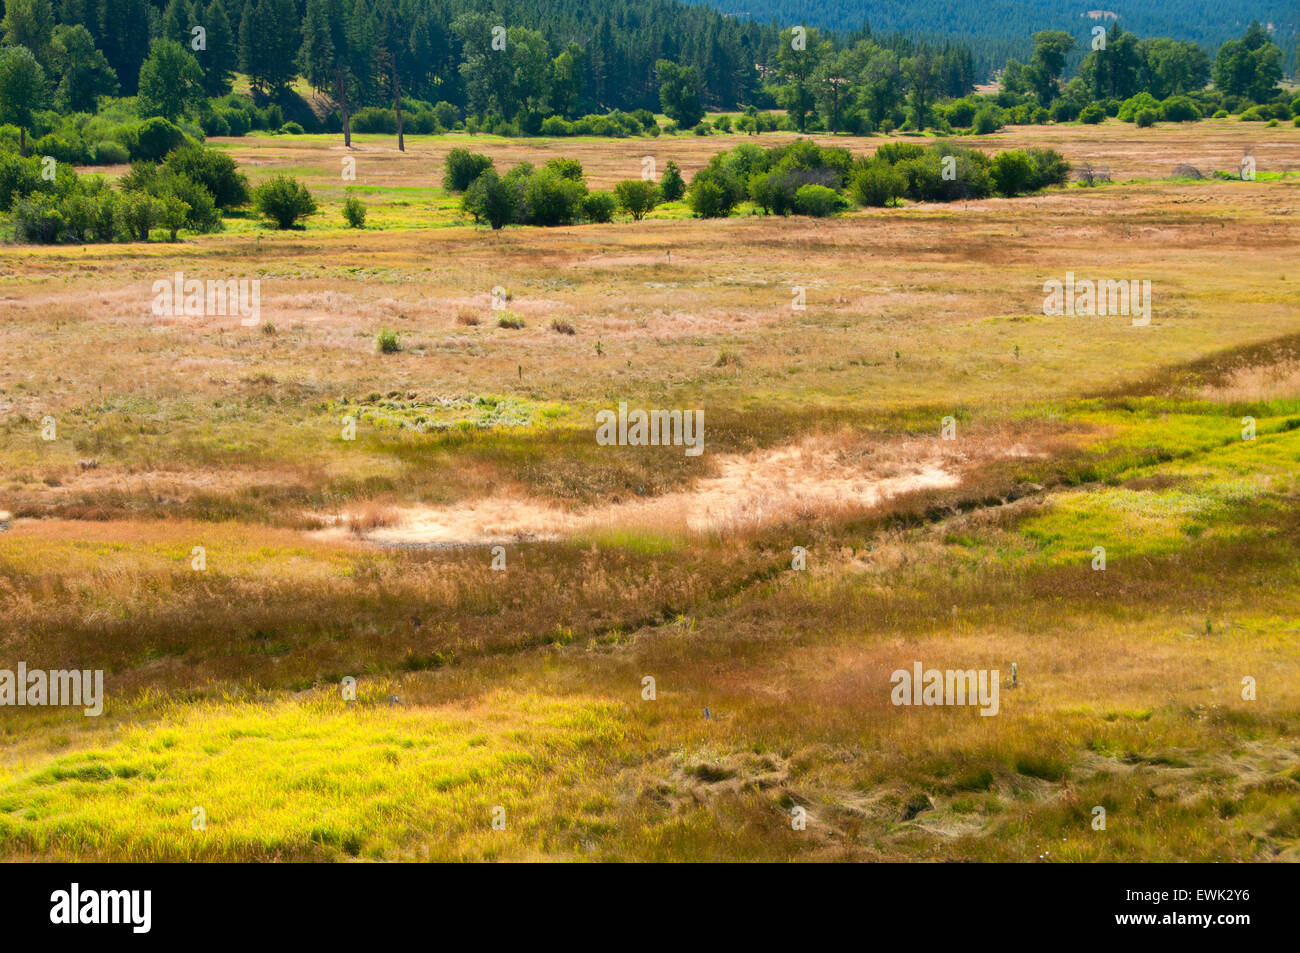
[313,433,1038,546]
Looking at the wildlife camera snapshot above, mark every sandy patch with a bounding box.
[314,435,1032,547]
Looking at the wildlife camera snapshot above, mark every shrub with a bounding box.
[686,179,730,217]
[433,101,459,129]
[1118,92,1160,122]
[523,169,586,225]
[543,157,585,183]
[1160,97,1201,122]
[0,153,47,210]
[280,121,304,135]
[443,148,494,192]
[849,161,906,207]
[1212,109,1230,118]
[613,179,658,220]
[748,171,798,215]
[375,328,401,353]
[462,168,519,229]
[119,191,163,240]
[89,140,130,164]
[1025,148,1071,189]
[945,98,977,127]
[973,106,1003,134]
[658,160,686,201]
[496,312,525,329]
[221,108,251,136]
[343,195,366,228]
[875,142,925,164]
[581,190,616,223]
[1078,103,1105,124]
[12,193,67,243]
[550,319,575,335]
[352,107,397,134]
[133,117,185,161]
[164,142,249,208]
[1135,108,1158,127]
[539,116,573,135]
[1049,99,1081,123]
[793,183,842,217]
[990,150,1036,196]
[254,175,317,228]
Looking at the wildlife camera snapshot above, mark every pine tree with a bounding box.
[161,0,192,47]
[300,0,334,92]
[197,0,235,96]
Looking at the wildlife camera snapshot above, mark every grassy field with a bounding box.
[1,120,1298,861]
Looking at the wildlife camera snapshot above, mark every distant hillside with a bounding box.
[698,0,1300,78]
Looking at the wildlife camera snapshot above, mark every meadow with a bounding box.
[0,119,1297,861]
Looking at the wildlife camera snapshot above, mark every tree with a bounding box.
[0,45,46,155]
[137,39,205,121]
[49,24,118,112]
[97,0,152,95]
[656,59,704,128]
[613,179,657,220]
[1213,22,1283,103]
[198,0,237,96]
[1,0,56,65]
[299,0,334,93]
[239,0,298,95]
[776,26,824,133]
[462,168,519,229]
[1024,30,1075,104]
[550,43,583,119]
[903,51,937,130]
[161,0,193,46]
[812,46,852,134]
[1078,23,1143,100]
[659,161,685,201]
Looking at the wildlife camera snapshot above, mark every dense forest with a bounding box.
[0,0,972,119]
[704,0,1300,79]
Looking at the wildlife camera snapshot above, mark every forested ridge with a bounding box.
[702,0,1300,77]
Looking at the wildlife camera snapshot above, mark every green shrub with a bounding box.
[253,174,317,228]
[581,190,616,223]
[1160,96,1201,122]
[875,142,925,164]
[973,106,1003,133]
[686,179,729,217]
[375,328,401,353]
[90,140,130,164]
[990,150,1035,196]
[343,195,366,228]
[133,117,185,161]
[280,121,304,135]
[1078,103,1106,124]
[793,183,842,217]
[352,107,397,134]
[221,108,250,136]
[1025,147,1071,189]
[523,169,586,225]
[1212,109,1230,118]
[119,190,163,240]
[496,312,525,329]
[1135,108,1158,127]
[462,168,519,229]
[164,142,249,208]
[443,148,494,192]
[1118,92,1160,122]
[658,160,686,201]
[613,179,658,220]
[849,161,907,207]
[539,116,573,135]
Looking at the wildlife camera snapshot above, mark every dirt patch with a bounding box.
[312,434,1036,546]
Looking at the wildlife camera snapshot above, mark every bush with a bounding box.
[793,183,842,217]
[539,116,573,135]
[280,121,304,135]
[352,107,397,134]
[1078,104,1106,124]
[1118,92,1160,122]
[990,150,1036,196]
[433,101,459,129]
[221,108,251,137]
[375,328,401,353]
[523,169,586,225]
[686,179,729,217]
[12,193,67,243]
[1025,148,1071,189]
[658,160,686,201]
[1135,109,1158,127]
[849,161,907,207]
[164,142,249,208]
[343,195,366,228]
[443,148,494,192]
[973,106,1003,134]
[119,191,163,240]
[945,98,977,127]
[613,179,658,220]
[543,157,585,183]
[462,168,519,229]
[254,174,317,228]
[1160,97,1201,122]
[90,140,130,164]
[133,117,185,161]
[0,153,46,211]
[581,190,616,223]
[875,142,925,164]
[496,312,525,329]
[1049,99,1081,123]
[1212,109,1229,118]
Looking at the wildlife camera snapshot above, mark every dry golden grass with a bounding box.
[1,119,1299,861]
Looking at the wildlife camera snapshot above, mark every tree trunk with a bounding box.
[19,126,26,157]
[335,68,351,149]
[391,61,405,153]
